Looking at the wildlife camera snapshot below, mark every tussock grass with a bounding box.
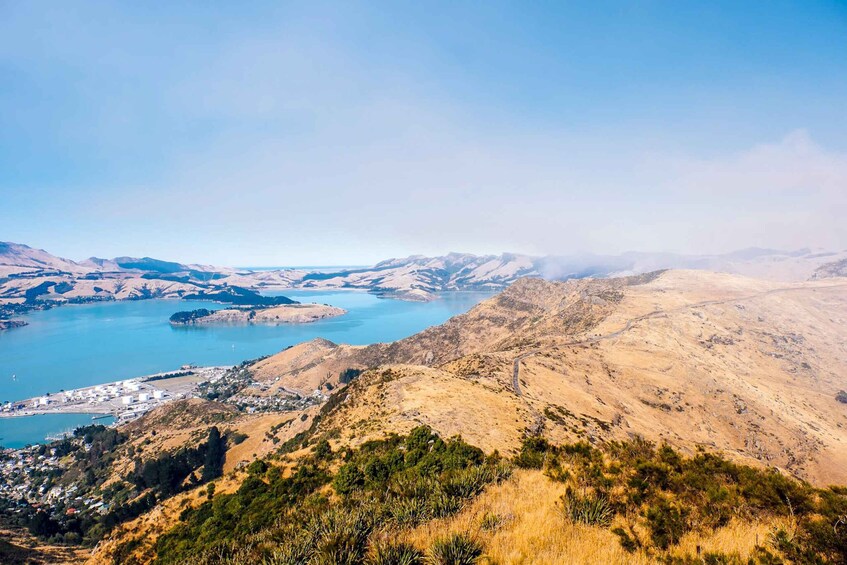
[402,469,787,564]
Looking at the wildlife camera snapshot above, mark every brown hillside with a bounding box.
[257,270,847,485]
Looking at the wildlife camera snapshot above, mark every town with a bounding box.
[1,366,231,425]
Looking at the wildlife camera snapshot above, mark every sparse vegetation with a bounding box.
[150,426,509,563]
[519,436,847,562]
[368,540,424,564]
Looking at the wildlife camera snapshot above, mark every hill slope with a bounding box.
[255,270,847,485]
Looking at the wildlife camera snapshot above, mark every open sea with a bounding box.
[0,290,491,447]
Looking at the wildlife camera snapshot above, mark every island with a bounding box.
[169,303,346,326]
[0,319,28,331]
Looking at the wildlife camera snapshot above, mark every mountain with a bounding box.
[296,252,541,300]
[812,257,847,279]
[0,241,91,275]
[4,241,847,328]
[0,244,237,319]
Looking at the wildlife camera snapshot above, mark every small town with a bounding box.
[0,366,231,425]
[0,444,102,514]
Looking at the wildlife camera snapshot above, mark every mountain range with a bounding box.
[3,241,847,313]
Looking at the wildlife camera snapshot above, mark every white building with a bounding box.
[121,395,134,405]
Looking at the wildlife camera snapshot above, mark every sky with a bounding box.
[1,1,846,266]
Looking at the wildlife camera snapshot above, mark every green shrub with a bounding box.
[306,507,374,565]
[334,463,365,495]
[561,489,612,527]
[427,492,462,519]
[387,496,428,525]
[514,436,553,469]
[367,541,424,565]
[443,466,493,499]
[644,499,689,550]
[153,427,500,563]
[428,533,483,565]
[313,439,333,461]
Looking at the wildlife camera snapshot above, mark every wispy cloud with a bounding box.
[2,3,845,264]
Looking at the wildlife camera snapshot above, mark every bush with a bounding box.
[561,489,612,527]
[313,439,333,461]
[367,541,424,565]
[387,496,428,525]
[153,427,507,563]
[229,432,248,445]
[428,533,483,565]
[514,436,554,469]
[644,499,689,550]
[306,507,374,565]
[334,463,366,495]
[837,390,847,404]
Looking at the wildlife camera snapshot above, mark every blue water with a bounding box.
[0,290,491,403]
[0,413,116,449]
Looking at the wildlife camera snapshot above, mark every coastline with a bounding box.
[0,366,230,423]
[0,319,28,331]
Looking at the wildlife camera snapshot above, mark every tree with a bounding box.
[202,427,225,482]
[29,510,60,537]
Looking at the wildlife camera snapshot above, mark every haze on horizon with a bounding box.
[2,1,846,267]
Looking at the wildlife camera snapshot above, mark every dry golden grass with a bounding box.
[401,469,788,565]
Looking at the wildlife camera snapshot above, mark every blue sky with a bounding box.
[2,1,846,265]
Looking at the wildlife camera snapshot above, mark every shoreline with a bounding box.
[0,366,231,423]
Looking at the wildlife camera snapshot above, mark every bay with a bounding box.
[0,290,491,403]
[0,413,116,449]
